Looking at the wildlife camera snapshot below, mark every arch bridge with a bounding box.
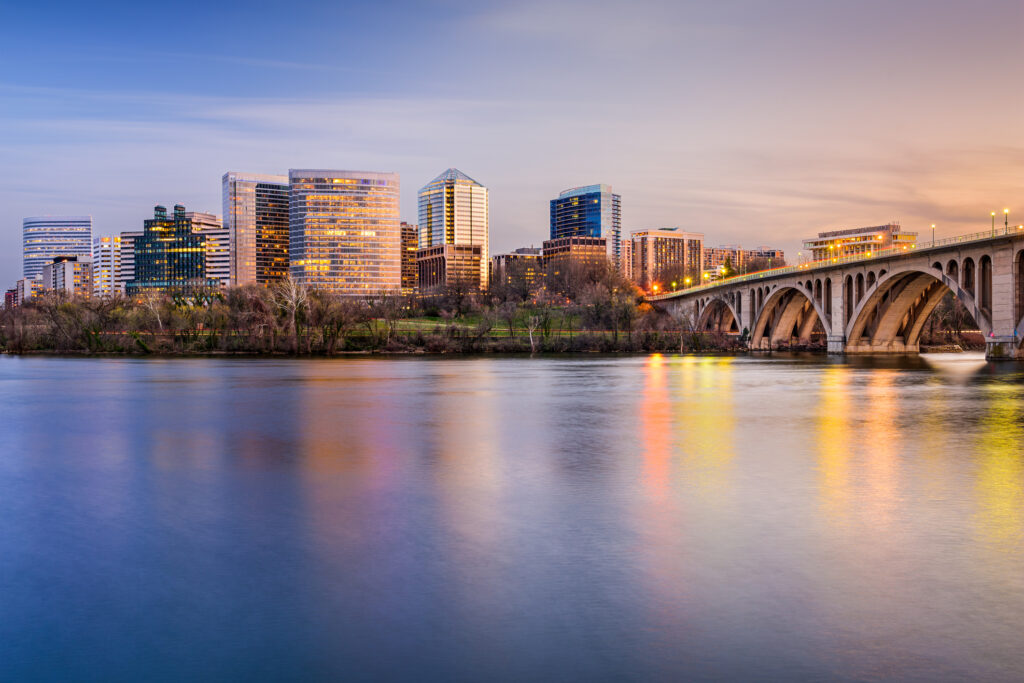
[650,227,1024,359]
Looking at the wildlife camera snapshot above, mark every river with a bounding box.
[1,354,1022,681]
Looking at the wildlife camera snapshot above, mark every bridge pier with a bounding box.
[985,335,1022,360]
[827,336,845,355]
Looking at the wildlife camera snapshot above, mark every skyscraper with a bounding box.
[127,205,216,294]
[23,216,93,280]
[117,231,144,294]
[417,168,489,289]
[549,185,621,270]
[222,172,290,286]
[630,228,704,291]
[186,211,229,289]
[400,221,419,294]
[92,235,121,299]
[289,170,401,295]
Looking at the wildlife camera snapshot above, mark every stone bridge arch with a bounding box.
[696,293,741,334]
[750,286,830,350]
[844,265,991,353]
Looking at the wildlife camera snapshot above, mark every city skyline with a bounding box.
[3,0,1023,287]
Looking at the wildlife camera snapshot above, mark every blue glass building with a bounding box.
[549,184,621,269]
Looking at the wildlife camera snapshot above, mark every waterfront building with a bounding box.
[23,216,92,280]
[803,223,915,261]
[542,236,608,275]
[14,277,42,305]
[116,231,144,294]
[704,245,745,274]
[630,228,704,291]
[222,172,290,286]
[401,222,419,294]
[620,236,633,281]
[289,169,401,295]
[549,184,622,270]
[417,244,483,293]
[41,256,93,297]
[418,168,489,289]
[490,247,542,290]
[127,205,217,295]
[92,236,121,299]
[743,246,786,269]
[186,212,229,289]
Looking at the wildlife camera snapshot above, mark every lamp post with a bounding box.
[931,223,935,246]
[992,211,996,236]
[1005,208,1010,231]
[684,276,692,288]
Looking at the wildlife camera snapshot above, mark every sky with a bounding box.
[2,0,1023,285]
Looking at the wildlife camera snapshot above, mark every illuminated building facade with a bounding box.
[42,256,93,297]
[620,236,633,281]
[222,172,290,286]
[549,184,621,269]
[401,221,419,294]
[703,245,744,273]
[23,216,92,280]
[630,228,704,290]
[92,236,121,299]
[127,205,217,294]
[186,211,229,289]
[4,289,16,309]
[803,223,916,261]
[15,277,42,305]
[289,169,401,295]
[417,244,483,292]
[418,168,489,289]
[542,236,608,275]
[490,248,542,289]
[117,231,144,294]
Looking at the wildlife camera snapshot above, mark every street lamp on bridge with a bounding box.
[992,211,996,236]
[931,223,936,246]
[1005,208,1010,230]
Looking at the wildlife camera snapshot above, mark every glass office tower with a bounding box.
[222,172,290,286]
[92,235,121,299]
[417,168,489,289]
[549,184,621,270]
[289,170,401,295]
[23,216,93,280]
[127,205,216,294]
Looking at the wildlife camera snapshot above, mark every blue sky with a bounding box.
[2,0,1023,285]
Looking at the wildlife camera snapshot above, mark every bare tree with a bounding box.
[273,278,308,353]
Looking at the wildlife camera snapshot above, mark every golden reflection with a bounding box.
[862,372,900,529]
[640,354,671,497]
[816,365,851,521]
[676,357,736,493]
[974,384,1024,549]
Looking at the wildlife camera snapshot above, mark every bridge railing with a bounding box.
[648,223,1024,300]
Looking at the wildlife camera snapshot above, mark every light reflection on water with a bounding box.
[0,354,1022,681]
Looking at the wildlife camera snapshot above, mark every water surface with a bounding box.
[1,354,1022,681]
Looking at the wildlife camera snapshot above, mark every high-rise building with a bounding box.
[418,168,489,289]
[186,211,229,289]
[117,231,144,294]
[401,222,419,294]
[22,216,92,280]
[542,236,609,277]
[41,256,93,297]
[4,289,16,310]
[620,236,633,281]
[222,172,290,286]
[803,223,914,261]
[15,277,42,305]
[417,244,483,293]
[630,229,704,291]
[127,205,217,294]
[742,246,786,269]
[491,247,542,290]
[703,245,745,274]
[549,185,621,270]
[289,169,401,295]
[92,236,121,299]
